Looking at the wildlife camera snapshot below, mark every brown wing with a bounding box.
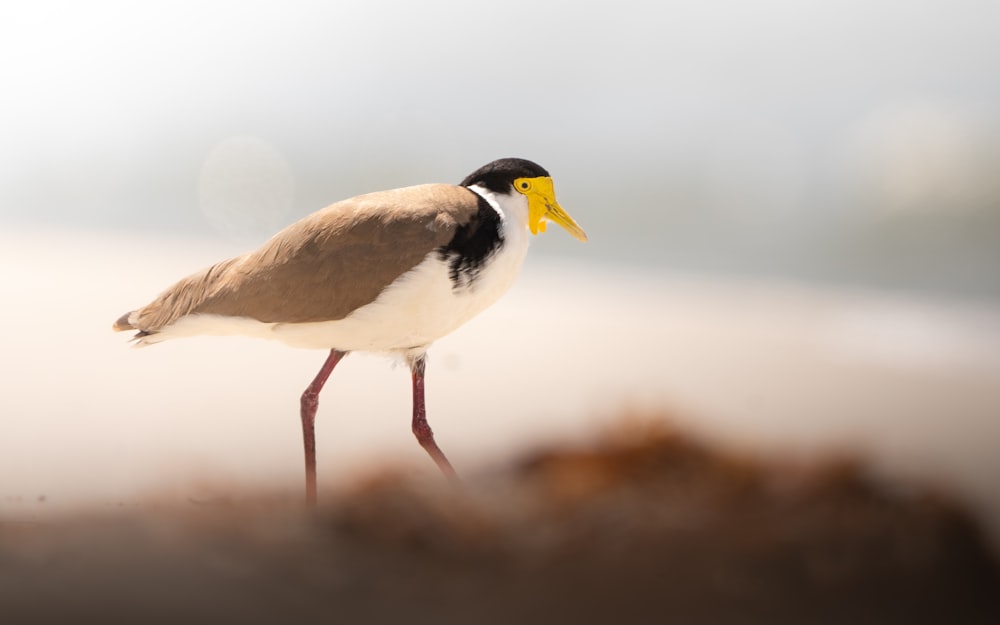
[119,184,482,333]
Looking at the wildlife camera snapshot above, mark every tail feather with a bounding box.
[112,310,160,346]
[112,311,135,332]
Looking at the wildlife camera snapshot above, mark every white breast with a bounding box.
[147,186,531,353]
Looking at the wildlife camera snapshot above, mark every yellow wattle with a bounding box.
[528,196,549,235]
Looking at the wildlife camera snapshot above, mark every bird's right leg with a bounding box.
[300,349,347,505]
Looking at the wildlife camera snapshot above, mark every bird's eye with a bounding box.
[519,181,530,190]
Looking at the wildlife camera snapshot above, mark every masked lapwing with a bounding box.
[113,157,587,504]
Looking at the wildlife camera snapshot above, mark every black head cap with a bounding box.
[460,158,550,194]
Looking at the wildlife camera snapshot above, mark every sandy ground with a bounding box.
[1,424,998,624]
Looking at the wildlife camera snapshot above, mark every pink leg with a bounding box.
[409,353,459,483]
[300,349,347,505]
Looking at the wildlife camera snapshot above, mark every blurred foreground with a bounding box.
[1,420,997,624]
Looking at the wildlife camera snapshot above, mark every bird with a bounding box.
[113,157,588,504]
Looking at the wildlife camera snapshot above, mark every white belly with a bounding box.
[150,228,529,352]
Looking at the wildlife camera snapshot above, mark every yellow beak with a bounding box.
[514,176,588,242]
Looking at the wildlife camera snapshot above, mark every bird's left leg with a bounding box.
[408,352,460,483]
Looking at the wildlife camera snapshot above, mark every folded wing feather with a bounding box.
[114,184,481,335]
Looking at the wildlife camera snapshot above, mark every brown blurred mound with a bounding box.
[2,422,998,625]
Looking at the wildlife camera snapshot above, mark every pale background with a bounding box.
[2,1,998,539]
